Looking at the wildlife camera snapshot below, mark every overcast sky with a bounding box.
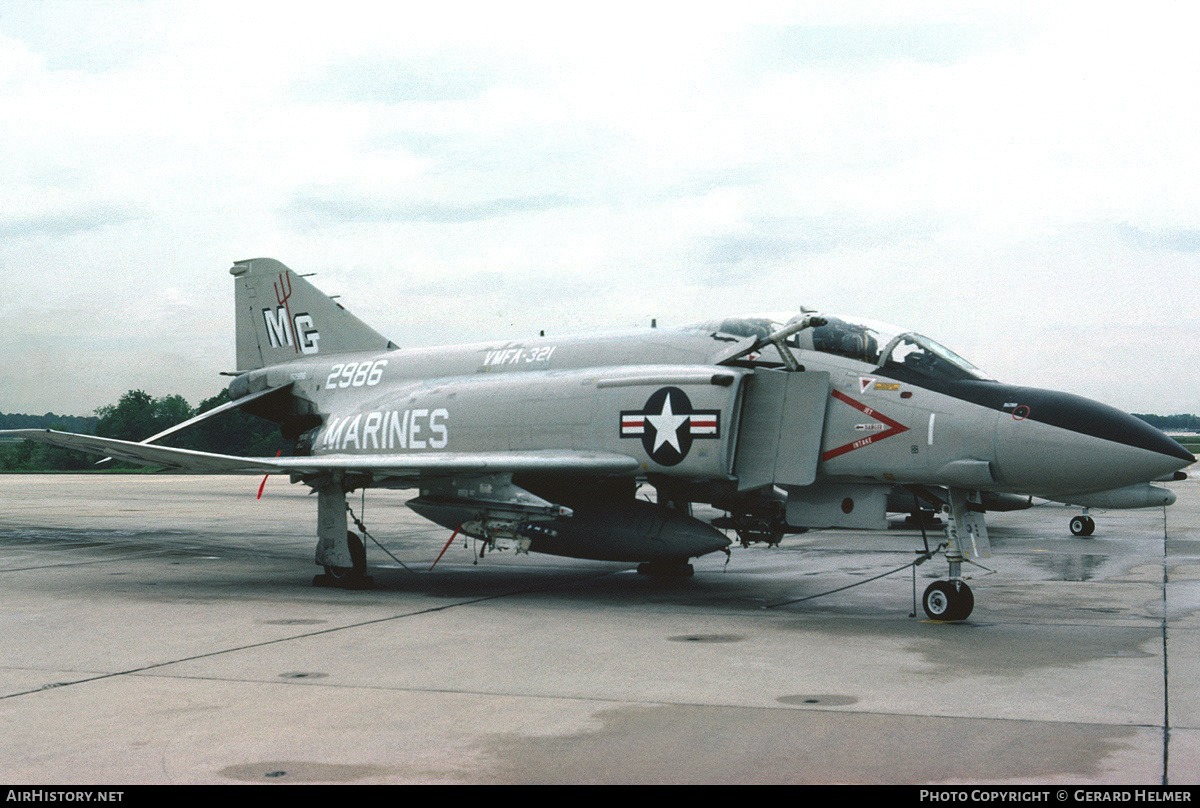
[2,0,1198,417]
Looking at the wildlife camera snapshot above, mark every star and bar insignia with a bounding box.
[620,387,720,466]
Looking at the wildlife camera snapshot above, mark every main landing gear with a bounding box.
[312,478,375,589]
[1069,511,1096,536]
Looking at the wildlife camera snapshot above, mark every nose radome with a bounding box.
[1024,388,1192,461]
[992,387,1194,496]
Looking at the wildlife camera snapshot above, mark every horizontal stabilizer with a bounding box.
[94,384,292,466]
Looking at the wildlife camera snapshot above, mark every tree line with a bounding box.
[0,389,282,471]
[1132,413,1200,431]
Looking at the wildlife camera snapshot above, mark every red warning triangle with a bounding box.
[820,389,910,462]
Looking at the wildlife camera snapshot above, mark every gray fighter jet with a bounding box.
[7,258,1193,620]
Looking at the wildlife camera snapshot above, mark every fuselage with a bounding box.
[232,316,1193,504]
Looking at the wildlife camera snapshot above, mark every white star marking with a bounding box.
[645,395,689,454]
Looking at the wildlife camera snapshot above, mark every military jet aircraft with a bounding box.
[6,258,1193,620]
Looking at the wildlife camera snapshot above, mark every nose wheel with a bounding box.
[922,579,974,621]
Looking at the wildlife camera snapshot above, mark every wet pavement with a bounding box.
[0,471,1196,784]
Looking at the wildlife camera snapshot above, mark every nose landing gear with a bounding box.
[918,487,991,622]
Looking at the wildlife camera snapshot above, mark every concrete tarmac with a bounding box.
[0,471,1196,785]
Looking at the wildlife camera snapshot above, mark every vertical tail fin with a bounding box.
[230,257,394,371]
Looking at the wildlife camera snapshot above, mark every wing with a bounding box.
[1,429,640,480]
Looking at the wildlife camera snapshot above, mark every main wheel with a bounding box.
[324,530,367,580]
[922,580,974,621]
[1069,515,1096,536]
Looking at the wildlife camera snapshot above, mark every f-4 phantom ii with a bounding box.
[7,258,1194,620]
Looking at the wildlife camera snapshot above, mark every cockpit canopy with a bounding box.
[697,313,993,383]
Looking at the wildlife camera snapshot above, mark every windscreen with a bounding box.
[878,332,992,382]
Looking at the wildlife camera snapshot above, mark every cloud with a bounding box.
[695,211,949,273]
[1113,222,1200,253]
[699,233,824,267]
[293,45,552,104]
[284,192,578,228]
[0,205,142,238]
[739,21,1011,71]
